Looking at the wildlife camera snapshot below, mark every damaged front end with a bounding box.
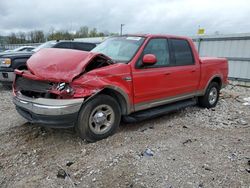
[13,75,85,127]
[15,76,75,99]
[12,48,114,127]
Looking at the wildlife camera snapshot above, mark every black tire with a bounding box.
[198,82,220,108]
[76,94,121,142]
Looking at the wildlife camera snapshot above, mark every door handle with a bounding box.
[164,72,171,75]
[191,70,196,73]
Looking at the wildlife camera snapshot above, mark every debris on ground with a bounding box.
[239,119,248,125]
[228,152,238,161]
[202,164,212,171]
[140,126,154,132]
[198,183,204,188]
[66,161,74,167]
[183,138,197,145]
[57,169,67,179]
[142,148,154,157]
[243,97,250,106]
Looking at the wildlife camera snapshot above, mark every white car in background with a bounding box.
[4,46,35,53]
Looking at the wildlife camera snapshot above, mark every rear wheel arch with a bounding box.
[204,75,222,92]
[210,76,222,89]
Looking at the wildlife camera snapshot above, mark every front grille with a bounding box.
[16,76,52,92]
[15,76,57,98]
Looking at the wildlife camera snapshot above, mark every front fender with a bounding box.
[71,72,133,114]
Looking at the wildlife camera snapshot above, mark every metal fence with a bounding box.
[193,33,250,82]
[1,37,108,51]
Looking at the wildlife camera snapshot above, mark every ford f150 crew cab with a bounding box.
[13,34,228,142]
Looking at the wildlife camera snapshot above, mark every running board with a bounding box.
[123,98,197,123]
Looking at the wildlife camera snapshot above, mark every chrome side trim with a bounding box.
[134,91,202,112]
[13,94,84,116]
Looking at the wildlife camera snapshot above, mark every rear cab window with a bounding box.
[170,39,194,66]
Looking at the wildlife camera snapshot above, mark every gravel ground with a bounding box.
[0,84,249,188]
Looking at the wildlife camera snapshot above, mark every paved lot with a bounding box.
[0,84,249,188]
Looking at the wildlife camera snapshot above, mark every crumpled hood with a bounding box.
[27,48,108,82]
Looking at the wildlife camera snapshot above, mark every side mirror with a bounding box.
[142,54,157,65]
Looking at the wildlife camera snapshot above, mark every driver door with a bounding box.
[132,38,172,109]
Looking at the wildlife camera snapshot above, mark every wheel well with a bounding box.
[98,88,128,115]
[211,77,222,89]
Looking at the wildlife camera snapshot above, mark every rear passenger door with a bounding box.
[132,38,200,110]
[167,38,200,95]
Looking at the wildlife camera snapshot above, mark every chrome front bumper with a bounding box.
[13,94,84,127]
[13,94,84,116]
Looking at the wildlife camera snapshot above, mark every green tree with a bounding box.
[17,32,26,43]
[98,32,105,37]
[7,33,18,44]
[89,28,97,37]
[76,26,89,38]
[47,30,73,41]
[33,30,45,43]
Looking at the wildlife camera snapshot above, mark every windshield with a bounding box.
[91,36,145,62]
[32,41,57,52]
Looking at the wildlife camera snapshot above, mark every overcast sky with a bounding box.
[0,0,250,36]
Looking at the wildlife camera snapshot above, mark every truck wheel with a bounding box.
[76,94,121,142]
[198,82,220,108]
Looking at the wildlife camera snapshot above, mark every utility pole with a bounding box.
[120,24,125,36]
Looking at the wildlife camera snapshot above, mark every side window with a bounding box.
[73,42,96,51]
[139,38,170,68]
[22,47,33,52]
[54,42,72,49]
[170,39,194,66]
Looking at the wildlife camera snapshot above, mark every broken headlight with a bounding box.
[56,82,74,94]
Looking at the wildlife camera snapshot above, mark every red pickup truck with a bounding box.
[13,34,228,142]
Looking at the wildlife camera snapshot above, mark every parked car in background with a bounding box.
[4,46,35,53]
[12,34,228,142]
[0,47,7,52]
[0,40,97,85]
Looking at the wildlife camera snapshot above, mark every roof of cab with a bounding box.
[123,34,192,40]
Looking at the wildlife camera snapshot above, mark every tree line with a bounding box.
[6,26,118,44]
